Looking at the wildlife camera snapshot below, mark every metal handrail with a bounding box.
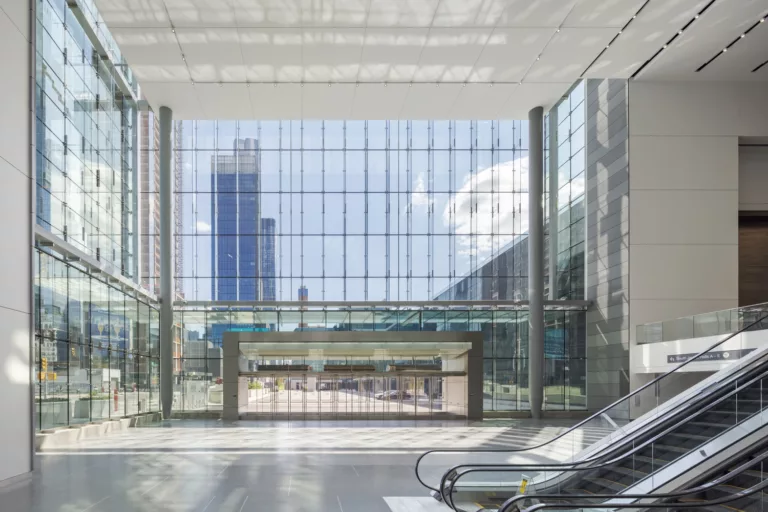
[500,446,768,512]
[521,478,768,511]
[442,366,768,509]
[415,310,768,492]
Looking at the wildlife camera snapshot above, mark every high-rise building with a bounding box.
[261,218,276,301]
[211,138,261,300]
[139,111,161,295]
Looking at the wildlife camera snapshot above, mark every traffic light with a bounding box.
[41,357,47,372]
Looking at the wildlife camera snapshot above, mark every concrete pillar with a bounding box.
[528,106,545,419]
[159,106,173,418]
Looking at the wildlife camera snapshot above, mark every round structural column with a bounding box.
[528,106,545,419]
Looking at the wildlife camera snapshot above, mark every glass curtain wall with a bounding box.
[35,0,138,279]
[166,120,530,302]
[547,82,586,300]
[172,307,586,412]
[34,248,160,430]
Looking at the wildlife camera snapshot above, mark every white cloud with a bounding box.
[196,220,211,233]
[443,156,529,258]
[404,172,432,212]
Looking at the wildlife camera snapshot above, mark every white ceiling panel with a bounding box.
[302,84,356,118]
[366,0,441,27]
[432,0,508,27]
[302,29,365,81]
[350,84,411,119]
[496,0,579,28]
[413,29,492,82]
[232,0,304,26]
[448,84,516,118]
[398,84,463,119]
[499,83,571,118]
[167,0,238,27]
[703,20,768,80]
[178,28,245,82]
[469,28,554,82]
[563,0,646,28]
[196,83,253,118]
[584,0,709,78]
[248,83,303,118]
[111,28,191,82]
[94,0,170,27]
[641,0,768,79]
[526,28,616,82]
[141,82,204,118]
[92,0,767,119]
[239,28,303,81]
[298,0,369,27]
[357,28,428,82]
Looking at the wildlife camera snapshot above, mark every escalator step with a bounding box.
[666,432,711,442]
[675,498,746,512]
[582,476,627,492]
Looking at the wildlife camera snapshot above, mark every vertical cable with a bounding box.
[428,121,434,300]
[343,121,347,301]
[278,121,283,300]
[364,121,369,301]
[385,120,391,301]
[321,121,326,301]
[406,121,412,301]
[300,120,304,301]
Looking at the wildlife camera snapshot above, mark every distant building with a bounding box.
[211,138,261,300]
[261,218,276,301]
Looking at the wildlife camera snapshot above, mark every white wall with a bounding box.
[627,81,768,389]
[739,146,768,211]
[0,0,32,482]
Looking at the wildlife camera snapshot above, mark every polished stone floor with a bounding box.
[0,419,609,512]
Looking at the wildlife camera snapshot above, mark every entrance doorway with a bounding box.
[243,372,449,419]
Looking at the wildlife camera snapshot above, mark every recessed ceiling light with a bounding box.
[246,83,250,88]
[273,83,277,87]
[618,30,622,34]
[384,82,387,87]
[536,56,540,60]
[409,83,412,87]
[723,48,727,52]
[678,30,683,35]
[741,34,746,38]
[663,45,667,49]
[172,28,175,33]
[556,28,560,32]
[695,14,699,19]
[632,15,636,19]
[761,18,765,23]
[463,83,466,87]
[328,82,331,87]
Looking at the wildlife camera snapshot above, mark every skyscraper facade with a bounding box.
[211,139,261,300]
[261,218,276,301]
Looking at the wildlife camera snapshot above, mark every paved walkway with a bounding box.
[1,419,611,512]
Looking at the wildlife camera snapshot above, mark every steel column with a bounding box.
[528,106,545,419]
[159,106,174,418]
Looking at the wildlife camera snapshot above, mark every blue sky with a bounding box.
[175,120,530,301]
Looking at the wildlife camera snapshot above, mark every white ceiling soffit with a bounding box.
[92,0,757,119]
[638,0,768,81]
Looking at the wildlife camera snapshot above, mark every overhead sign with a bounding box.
[667,349,755,364]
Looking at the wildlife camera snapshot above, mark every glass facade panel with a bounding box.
[33,249,160,430]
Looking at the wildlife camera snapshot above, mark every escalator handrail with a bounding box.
[415,309,768,492]
[498,445,768,512]
[520,477,768,511]
[443,366,768,509]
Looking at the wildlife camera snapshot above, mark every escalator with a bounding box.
[413,307,768,512]
[444,365,768,511]
[499,437,768,511]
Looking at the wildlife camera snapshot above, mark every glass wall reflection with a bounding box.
[34,248,160,430]
[172,307,586,412]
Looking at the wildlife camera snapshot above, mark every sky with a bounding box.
[174,120,533,301]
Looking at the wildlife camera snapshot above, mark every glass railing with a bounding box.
[636,303,768,344]
[415,308,768,496]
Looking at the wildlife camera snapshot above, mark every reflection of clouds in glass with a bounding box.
[405,172,432,212]
[196,221,211,233]
[444,157,528,257]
